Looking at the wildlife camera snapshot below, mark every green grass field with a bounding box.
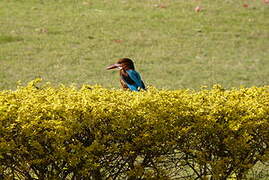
[0,0,268,91]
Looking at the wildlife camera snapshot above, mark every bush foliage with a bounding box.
[0,79,268,179]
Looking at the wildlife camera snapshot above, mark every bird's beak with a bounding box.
[106,63,121,70]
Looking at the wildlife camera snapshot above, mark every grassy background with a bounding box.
[0,0,268,90]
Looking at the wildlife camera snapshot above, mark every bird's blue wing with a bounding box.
[126,70,145,91]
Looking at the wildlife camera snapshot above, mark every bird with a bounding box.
[106,58,146,91]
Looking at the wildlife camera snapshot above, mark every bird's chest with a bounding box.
[120,70,135,85]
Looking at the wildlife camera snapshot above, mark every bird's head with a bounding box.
[106,58,135,71]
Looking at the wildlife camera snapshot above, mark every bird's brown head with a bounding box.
[106,58,135,71]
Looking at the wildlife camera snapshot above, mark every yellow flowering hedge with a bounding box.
[0,79,268,179]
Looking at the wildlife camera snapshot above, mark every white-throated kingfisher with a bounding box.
[106,58,146,91]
